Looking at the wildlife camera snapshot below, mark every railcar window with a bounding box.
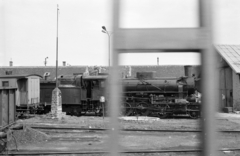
[2,81,9,87]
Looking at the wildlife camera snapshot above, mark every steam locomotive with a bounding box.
[40,72,201,118]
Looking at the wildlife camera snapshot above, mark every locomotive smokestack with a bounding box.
[157,57,159,66]
[63,61,66,66]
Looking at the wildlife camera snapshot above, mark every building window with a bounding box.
[2,81,9,87]
[5,70,12,75]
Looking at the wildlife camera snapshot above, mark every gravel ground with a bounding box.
[8,127,49,149]
[8,112,240,156]
[17,112,240,130]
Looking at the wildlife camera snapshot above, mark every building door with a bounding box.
[220,67,233,108]
[18,79,28,105]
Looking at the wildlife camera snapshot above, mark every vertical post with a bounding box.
[103,102,105,119]
[108,1,121,156]
[108,33,111,67]
[199,0,218,155]
[51,5,62,119]
[100,96,105,120]
[56,4,59,88]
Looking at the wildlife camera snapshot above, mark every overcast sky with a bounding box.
[0,0,240,66]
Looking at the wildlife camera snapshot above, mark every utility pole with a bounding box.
[56,4,59,88]
[51,4,62,119]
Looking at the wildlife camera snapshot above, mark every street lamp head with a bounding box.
[102,26,107,31]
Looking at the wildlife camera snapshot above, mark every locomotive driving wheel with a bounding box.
[157,105,169,119]
[136,102,150,116]
[72,107,82,117]
[158,112,168,119]
[188,111,199,119]
[120,102,133,116]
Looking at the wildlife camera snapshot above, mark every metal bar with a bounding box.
[115,28,205,52]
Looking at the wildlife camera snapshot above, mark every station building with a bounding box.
[215,45,240,112]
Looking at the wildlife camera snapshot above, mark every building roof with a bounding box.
[0,66,185,80]
[0,74,42,79]
[215,45,240,74]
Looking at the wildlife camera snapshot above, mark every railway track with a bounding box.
[2,124,240,155]
[31,125,240,133]
[1,147,240,155]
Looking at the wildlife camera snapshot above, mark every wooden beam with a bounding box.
[115,28,206,52]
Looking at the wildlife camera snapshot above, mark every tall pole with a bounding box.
[108,33,110,67]
[56,4,59,88]
[102,26,111,67]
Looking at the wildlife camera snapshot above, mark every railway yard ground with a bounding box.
[2,112,240,156]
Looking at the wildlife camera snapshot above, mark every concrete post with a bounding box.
[51,87,62,118]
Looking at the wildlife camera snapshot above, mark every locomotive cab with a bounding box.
[80,75,107,115]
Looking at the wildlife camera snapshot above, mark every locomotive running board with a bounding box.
[108,1,218,156]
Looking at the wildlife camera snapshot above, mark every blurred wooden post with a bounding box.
[199,0,218,155]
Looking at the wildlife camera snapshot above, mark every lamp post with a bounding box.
[44,57,48,66]
[102,26,111,67]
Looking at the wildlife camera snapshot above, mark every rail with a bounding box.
[1,148,240,155]
[30,126,240,133]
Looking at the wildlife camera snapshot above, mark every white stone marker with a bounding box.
[51,87,62,119]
